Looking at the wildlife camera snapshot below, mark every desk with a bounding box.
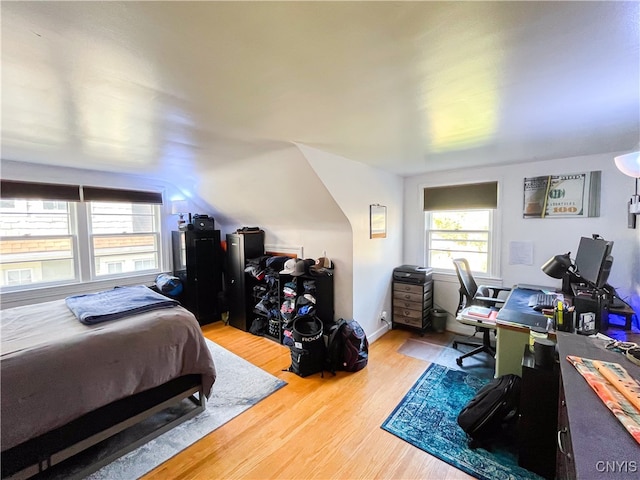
[495,286,551,377]
[555,332,640,479]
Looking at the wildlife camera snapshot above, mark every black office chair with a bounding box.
[452,258,511,366]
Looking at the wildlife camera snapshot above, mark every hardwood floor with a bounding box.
[143,323,473,480]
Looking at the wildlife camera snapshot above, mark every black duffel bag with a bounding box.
[456,374,521,449]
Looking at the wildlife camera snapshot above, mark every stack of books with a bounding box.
[460,306,499,323]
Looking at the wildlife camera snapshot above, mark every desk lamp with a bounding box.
[541,253,575,293]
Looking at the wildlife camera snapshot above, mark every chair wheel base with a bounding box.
[456,358,463,366]
[452,341,458,349]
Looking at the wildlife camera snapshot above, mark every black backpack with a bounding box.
[456,374,522,449]
[284,315,326,377]
[326,318,369,374]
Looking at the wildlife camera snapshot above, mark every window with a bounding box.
[5,268,34,286]
[90,202,160,277]
[426,210,492,273]
[0,200,77,288]
[424,181,498,275]
[42,201,67,211]
[106,262,124,274]
[0,181,163,291]
[135,259,155,270]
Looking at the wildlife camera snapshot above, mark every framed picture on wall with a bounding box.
[523,171,601,218]
[370,204,387,238]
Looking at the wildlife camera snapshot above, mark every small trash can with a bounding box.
[432,309,447,333]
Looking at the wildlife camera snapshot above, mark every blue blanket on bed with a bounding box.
[65,285,180,325]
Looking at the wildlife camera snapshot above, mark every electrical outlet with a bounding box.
[380,310,388,322]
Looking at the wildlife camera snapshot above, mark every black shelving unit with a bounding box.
[236,257,334,343]
[225,232,265,331]
[171,230,223,325]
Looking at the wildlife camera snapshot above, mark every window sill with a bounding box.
[432,269,506,286]
[1,272,163,310]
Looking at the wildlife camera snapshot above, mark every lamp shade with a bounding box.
[541,253,572,279]
[171,200,188,215]
[614,151,640,178]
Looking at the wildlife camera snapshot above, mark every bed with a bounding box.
[1,286,217,479]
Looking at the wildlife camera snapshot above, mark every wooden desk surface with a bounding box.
[556,332,640,479]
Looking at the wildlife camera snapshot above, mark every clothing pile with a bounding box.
[247,254,333,339]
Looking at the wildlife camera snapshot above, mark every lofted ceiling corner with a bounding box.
[194,144,350,232]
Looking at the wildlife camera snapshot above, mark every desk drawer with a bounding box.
[394,300,424,312]
[394,306,430,320]
[393,283,428,295]
[393,290,423,303]
[393,290,432,304]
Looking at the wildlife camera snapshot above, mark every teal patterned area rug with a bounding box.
[381,364,543,480]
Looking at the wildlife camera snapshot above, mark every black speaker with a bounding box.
[190,215,214,231]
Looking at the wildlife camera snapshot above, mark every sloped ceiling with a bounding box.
[1,1,638,186]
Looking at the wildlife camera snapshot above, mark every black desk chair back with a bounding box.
[452,258,511,366]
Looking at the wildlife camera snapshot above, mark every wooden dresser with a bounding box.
[392,266,433,333]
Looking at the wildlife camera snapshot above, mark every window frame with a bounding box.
[0,200,80,291]
[421,180,502,279]
[425,209,495,275]
[0,193,164,294]
[87,201,162,280]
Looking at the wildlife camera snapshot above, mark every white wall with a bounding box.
[403,152,640,333]
[194,145,355,321]
[297,144,404,342]
[1,155,358,322]
[6,151,636,340]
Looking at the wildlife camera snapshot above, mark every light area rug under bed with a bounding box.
[1,296,216,479]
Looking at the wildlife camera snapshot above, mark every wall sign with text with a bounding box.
[523,171,601,218]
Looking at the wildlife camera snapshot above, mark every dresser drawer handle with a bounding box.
[557,428,571,459]
[403,294,411,299]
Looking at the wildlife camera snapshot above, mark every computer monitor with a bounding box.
[574,236,614,289]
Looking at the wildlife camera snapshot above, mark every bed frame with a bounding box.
[1,374,205,480]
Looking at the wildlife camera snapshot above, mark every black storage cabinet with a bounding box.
[517,345,559,479]
[172,230,223,325]
[225,232,265,331]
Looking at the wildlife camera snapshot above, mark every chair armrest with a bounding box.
[478,285,512,299]
[474,296,506,304]
[491,286,512,292]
